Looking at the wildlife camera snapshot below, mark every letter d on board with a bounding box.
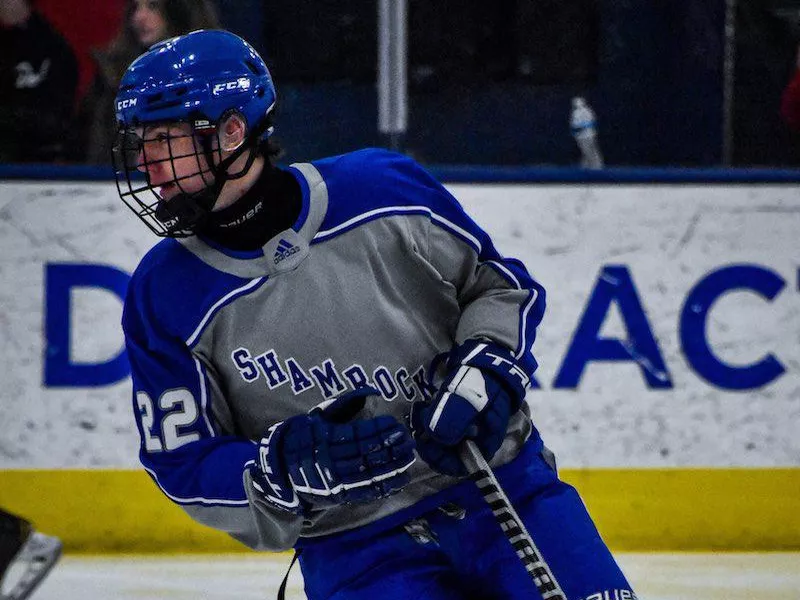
[44,263,131,387]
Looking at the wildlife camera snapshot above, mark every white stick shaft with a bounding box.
[460,440,567,600]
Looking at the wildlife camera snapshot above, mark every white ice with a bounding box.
[11,552,800,600]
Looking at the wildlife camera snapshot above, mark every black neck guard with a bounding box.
[197,164,302,252]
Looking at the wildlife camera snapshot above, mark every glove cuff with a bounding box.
[450,340,529,407]
[252,420,304,514]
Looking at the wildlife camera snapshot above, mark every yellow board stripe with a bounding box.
[1,469,798,553]
[564,468,800,551]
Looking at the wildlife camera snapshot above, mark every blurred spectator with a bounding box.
[733,0,798,166]
[76,0,219,164]
[0,0,78,163]
[36,0,125,102]
[780,45,800,132]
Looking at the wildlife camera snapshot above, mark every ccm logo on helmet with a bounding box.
[212,78,251,95]
[117,98,138,110]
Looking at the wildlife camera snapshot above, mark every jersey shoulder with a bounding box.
[311,147,445,201]
[124,238,254,345]
[310,148,456,233]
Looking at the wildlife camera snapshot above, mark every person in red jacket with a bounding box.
[75,0,219,164]
[780,48,800,132]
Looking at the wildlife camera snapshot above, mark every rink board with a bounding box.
[2,175,800,553]
[1,468,798,553]
[3,180,800,470]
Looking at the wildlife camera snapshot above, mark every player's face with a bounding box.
[131,0,167,47]
[135,123,214,201]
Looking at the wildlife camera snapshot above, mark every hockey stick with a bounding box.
[460,440,567,600]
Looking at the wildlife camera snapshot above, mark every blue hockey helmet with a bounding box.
[115,29,275,138]
[113,29,277,237]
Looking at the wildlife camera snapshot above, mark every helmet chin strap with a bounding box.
[154,115,271,236]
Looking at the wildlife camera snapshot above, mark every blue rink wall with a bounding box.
[0,164,798,553]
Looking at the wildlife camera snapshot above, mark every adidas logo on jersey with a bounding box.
[274,239,300,264]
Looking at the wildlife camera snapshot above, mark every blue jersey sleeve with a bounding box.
[122,241,301,548]
[124,309,255,506]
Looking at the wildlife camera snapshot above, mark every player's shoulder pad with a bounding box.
[124,238,256,345]
[130,238,186,282]
[312,147,441,199]
[311,148,457,235]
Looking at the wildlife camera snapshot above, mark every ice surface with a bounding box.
[17,552,800,600]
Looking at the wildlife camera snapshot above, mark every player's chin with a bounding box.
[158,183,179,200]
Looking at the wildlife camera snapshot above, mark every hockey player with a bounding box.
[0,509,61,600]
[113,29,636,600]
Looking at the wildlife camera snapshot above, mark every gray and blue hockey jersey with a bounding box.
[122,148,546,551]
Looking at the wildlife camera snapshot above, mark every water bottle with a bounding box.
[570,96,604,169]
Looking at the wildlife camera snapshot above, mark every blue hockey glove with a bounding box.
[250,387,416,515]
[410,340,530,476]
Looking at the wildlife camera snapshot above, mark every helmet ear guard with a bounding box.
[218,111,248,153]
[204,108,274,182]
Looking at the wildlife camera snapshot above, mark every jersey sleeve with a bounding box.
[334,150,546,376]
[122,259,303,551]
[420,187,545,377]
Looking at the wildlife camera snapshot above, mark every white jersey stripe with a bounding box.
[193,356,215,437]
[144,466,250,506]
[186,277,265,347]
[314,205,484,253]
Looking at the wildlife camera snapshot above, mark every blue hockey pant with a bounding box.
[298,443,635,600]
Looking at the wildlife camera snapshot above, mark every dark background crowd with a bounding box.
[2,0,800,168]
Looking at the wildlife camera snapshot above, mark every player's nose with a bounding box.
[136,148,160,175]
[135,148,146,173]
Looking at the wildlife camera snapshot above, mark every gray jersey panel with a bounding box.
[426,223,540,353]
[185,206,533,546]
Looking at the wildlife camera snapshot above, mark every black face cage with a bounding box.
[112,116,265,238]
